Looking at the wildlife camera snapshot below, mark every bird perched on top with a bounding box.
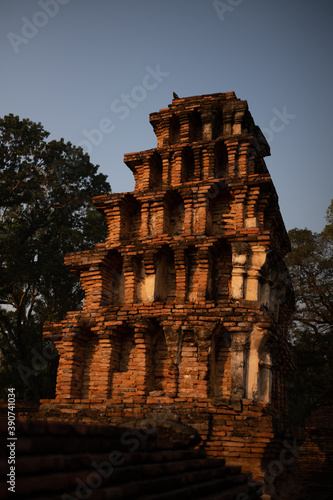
[173,92,180,99]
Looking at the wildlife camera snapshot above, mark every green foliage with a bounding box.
[287,202,333,421]
[0,114,110,400]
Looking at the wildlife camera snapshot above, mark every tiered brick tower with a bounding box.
[43,92,295,478]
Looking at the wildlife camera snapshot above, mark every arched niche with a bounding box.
[120,195,141,240]
[163,190,185,236]
[132,254,154,304]
[148,326,170,395]
[181,146,195,182]
[210,329,231,399]
[207,242,232,301]
[214,141,228,177]
[189,109,202,142]
[208,189,232,236]
[149,151,163,188]
[212,108,223,139]
[79,329,100,399]
[148,205,157,238]
[110,326,138,398]
[169,114,180,144]
[154,245,176,302]
[107,250,125,306]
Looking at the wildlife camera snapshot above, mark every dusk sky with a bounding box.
[1,0,332,233]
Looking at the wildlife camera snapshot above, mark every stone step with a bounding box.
[8,448,207,475]
[199,482,261,500]
[12,460,231,497]
[0,419,260,499]
[113,473,250,500]
[15,433,166,455]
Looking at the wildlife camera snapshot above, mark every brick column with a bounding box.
[54,335,83,400]
[134,321,151,396]
[201,145,210,179]
[245,245,267,301]
[174,248,186,303]
[161,151,170,186]
[171,150,182,185]
[193,192,207,235]
[231,246,247,300]
[230,332,247,404]
[139,202,149,238]
[238,141,250,177]
[163,325,181,397]
[183,195,193,235]
[193,146,203,179]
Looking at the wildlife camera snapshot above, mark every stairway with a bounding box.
[0,418,261,499]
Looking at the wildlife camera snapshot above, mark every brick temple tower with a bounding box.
[43,92,295,478]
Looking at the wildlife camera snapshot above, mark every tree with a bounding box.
[286,201,333,420]
[0,114,111,399]
[324,199,333,240]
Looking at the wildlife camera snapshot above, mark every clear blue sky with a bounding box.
[1,0,332,232]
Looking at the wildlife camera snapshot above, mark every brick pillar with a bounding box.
[134,321,150,396]
[230,332,247,405]
[174,248,186,303]
[140,202,149,238]
[183,196,193,235]
[244,186,260,228]
[154,198,165,236]
[193,192,207,235]
[141,159,150,190]
[193,146,202,179]
[225,140,239,177]
[93,335,113,399]
[161,151,170,186]
[163,325,181,397]
[238,141,250,177]
[196,335,211,398]
[123,254,136,304]
[231,248,247,300]
[54,334,83,400]
[106,203,121,244]
[179,112,190,143]
[245,246,267,301]
[207,144,215,177]
[171,150,182,185]
[202,145,210,179]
